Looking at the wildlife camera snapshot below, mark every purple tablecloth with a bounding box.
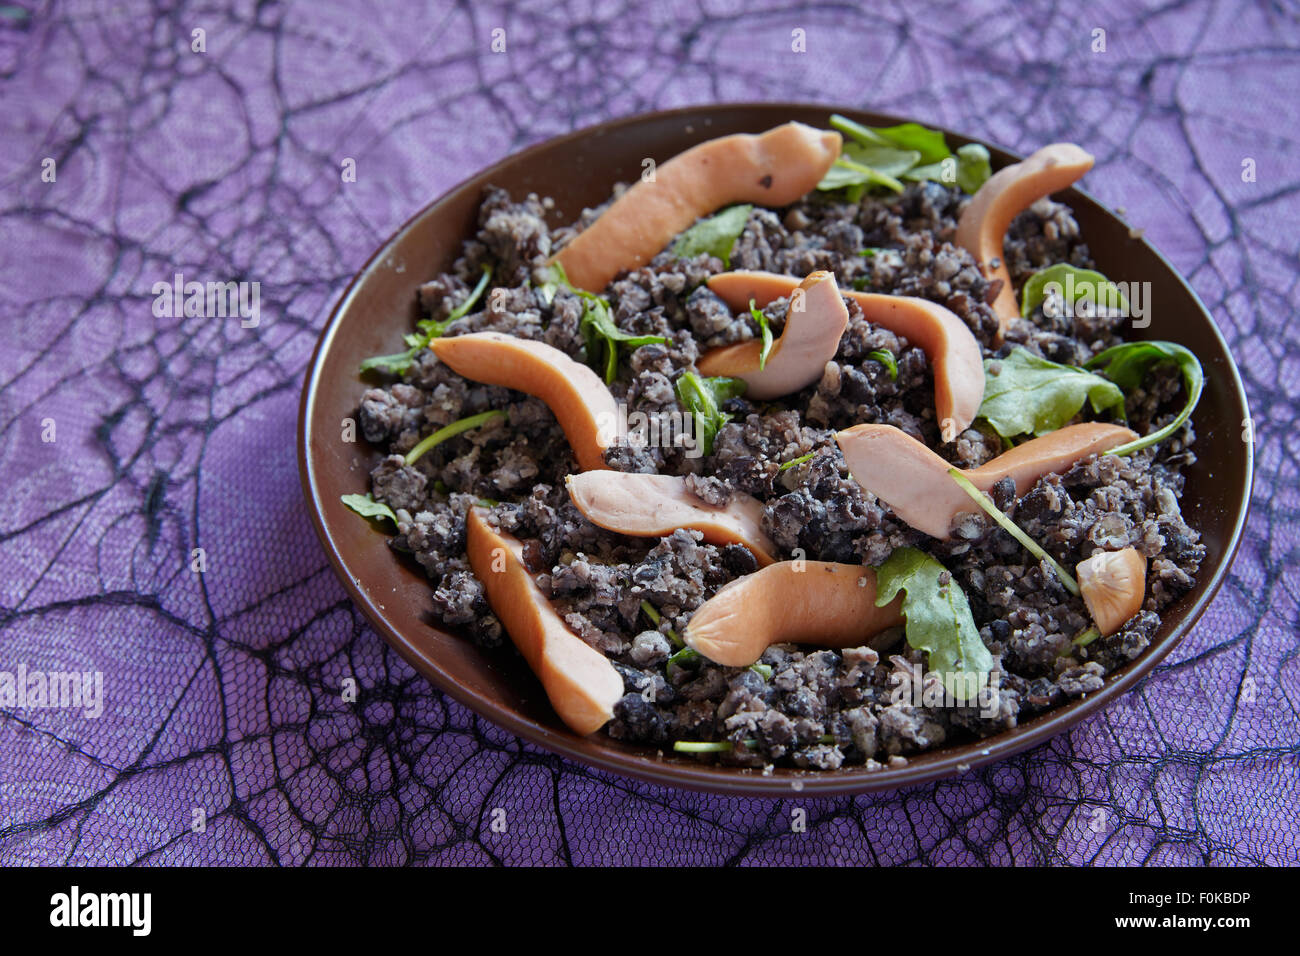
[1,0,1296,865]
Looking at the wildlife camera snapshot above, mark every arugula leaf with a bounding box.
[821,115,991,198]
[1084,341,1204,456]
[831,115,949,164]
[778,451,815,472]
[666,646,700,669]
[671,204,752,267]
[818,155,906,195]
[874,547,993,702]
[1020,263,1128,319]
[641,600,683,648]
[946,469,1080,595]
[954,143,992,194]
[865,123,951,165]
[748,298,774,370]
[360,265,492,375]
[675,371,746,457]
[341,493,398,527]
[541,262,667,382]
[900,143,993,196]
[405,409,507,466]
[580,295,668,383]
[867,348,898,381]
[825,113,987,199]
[842,141,921,177]
[978,347,1126,439]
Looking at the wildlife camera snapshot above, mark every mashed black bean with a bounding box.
[355,181,1204,770]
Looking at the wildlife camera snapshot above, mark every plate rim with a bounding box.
[297,101,1254,797]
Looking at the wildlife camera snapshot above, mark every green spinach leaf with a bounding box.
[580,295,668,383]
[671,204,752,267]
[821,114,984,197]
[405,409,507,466]
[360,265,492,375]
[341,493,398,527]
[748,298,774,370]
[1020,263,1128,319]
[902,143,993,195]
[818,155,906,194]
[955,143,992,194]
[778,451,815,472]
[874,547,993,702]
[675,371,746,457]
[1084,341,1204,456]
[978,347,1125,439]
[867,348,898,380]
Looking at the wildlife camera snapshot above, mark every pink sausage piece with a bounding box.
[566,472,777,566]
[953,143,1095,336]
[708,270,985,436]
[835,421,1137,539]
[551,122,842,293]
[695,271,849,401]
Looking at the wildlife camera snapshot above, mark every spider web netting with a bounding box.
[0,0,1296,865]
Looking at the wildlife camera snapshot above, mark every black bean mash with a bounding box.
[351,169,1203,772]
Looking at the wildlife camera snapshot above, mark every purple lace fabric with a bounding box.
[1,0,1296,865]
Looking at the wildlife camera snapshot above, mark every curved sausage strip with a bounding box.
[707,270,985,435]
[953,143,1095,335]
[1077,548,1147,636]
[695,271,849,400]
[835,421,1137,539]
[430,332,616,472]
[566,472,777,565]
[551,122,842,293]
[684,561,904,667]
[466,508,624,735]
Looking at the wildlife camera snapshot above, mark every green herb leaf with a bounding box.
[404,409,507,466]
[360,265,492,375]
[579,295,668,383]
[977,347,1125,439]
[865,123,951,166]
[1084,341,1204,456]
[672,733,835,754]
[858,247,884,257]
[955,143,992,194]
[341,493,398,527]
[540,262,665,382]
[748,298,774,371]
[358,348,421,376]
[867,348,898,381]
[673,740,735,753]
[666,646,700,669]
[536,261,569,306]
[823,115,984,197]
[831,115,950,165]
[1020,263,1128,320]
[671,204,752,267]
[843,141,921,177]
[675,371,746,457]
[901,143,993,195]
[821,115,959,195]
[641,600,683,648]
[818,155,906,194]
[873,547,993,701]
[1072,626,1101,647]
[778,451,815,472]
[946,469,1081,595]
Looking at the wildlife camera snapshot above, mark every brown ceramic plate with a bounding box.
[298,103,1253,796]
